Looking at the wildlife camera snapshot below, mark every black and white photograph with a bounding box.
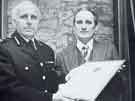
[0,0,134,101]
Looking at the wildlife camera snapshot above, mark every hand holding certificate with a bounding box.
[53,60,125,101]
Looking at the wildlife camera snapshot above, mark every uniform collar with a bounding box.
[12,31,37,50]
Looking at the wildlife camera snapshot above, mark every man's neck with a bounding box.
[78,37,93,45]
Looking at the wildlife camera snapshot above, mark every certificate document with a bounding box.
[53,60,125,101]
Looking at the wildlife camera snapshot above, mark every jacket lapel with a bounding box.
[68,45,85,70]
[75,46,86,65]
[89,40,106,61]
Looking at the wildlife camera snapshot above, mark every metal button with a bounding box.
[44,90,48,93]
[122,64,126,68]
[42,75,46,80]
[24,66,29,71]
[40,62,44,67]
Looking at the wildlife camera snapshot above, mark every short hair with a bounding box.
[73,7,98,26]
[11,0,41,20]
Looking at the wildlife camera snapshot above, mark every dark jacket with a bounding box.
[0,31,58,101]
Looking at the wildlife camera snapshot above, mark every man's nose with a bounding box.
[81,24,87,31]
[27,17,32,25]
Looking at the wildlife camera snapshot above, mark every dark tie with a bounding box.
[81,46,88,58]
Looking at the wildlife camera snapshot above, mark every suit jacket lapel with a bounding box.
[75,46,85,65]
[89,40,106,61]
[89,40,98,61]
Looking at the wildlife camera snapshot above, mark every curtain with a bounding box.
[114,0,132,100]
[128,0,135,100]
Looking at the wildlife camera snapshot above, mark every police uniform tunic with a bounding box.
[0,31,58,101]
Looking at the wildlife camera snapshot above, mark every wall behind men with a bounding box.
[7,0,114,52]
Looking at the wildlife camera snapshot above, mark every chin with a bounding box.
[78,34,92,39]
[25,32,34,35]
[23,33,34,38]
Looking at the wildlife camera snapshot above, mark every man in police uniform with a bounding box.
[0,1,58,101]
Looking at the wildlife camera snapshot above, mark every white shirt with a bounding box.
[77,39,94,61]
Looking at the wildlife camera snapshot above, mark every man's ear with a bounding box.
[11,18,17,29]
[93,24,98,32]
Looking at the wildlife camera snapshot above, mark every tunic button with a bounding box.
[40,62,44,67]
[122,64,126,68]
[44,90,48,93]
[24,66,29,71]
[42,75,46,80]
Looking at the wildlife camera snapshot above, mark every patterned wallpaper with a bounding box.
[7,0,114,52]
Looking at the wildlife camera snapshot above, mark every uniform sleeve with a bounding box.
[0,44,51,101]
[38,42,59,93]
[55,52,67,84]
[45,48,59,93]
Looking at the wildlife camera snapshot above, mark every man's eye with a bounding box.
[76,20,82,24]
[86,20,92,24]
[20,15,27,19]
[31,15,37,20]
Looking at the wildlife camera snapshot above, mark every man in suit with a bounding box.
[0,1,58,101]
[56,6,126,101]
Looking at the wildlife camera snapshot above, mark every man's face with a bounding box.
[15,4,40,40]
[74,10,96,39]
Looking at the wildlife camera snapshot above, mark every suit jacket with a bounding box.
[0,31,58,101]
[56,39,125,101]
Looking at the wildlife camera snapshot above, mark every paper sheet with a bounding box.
[53,60,125,101]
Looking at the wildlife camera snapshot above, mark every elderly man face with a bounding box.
[12,1,41,40]
[74,10,96,40]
